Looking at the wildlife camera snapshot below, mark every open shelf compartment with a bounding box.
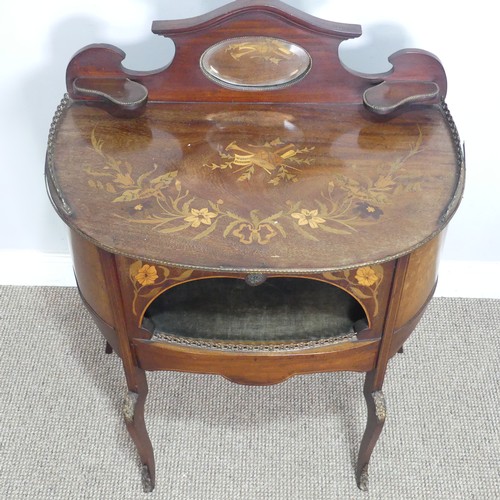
[142,277,367,347]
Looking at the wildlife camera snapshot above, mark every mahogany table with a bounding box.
[46,0,464,492]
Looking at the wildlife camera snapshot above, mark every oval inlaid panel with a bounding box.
[200,36,311,90]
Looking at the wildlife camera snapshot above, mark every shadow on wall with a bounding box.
[22,1,229,251]
[339,22,414,74]
[26,2,237,151]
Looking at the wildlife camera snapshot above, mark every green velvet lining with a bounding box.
[144,278,365,343]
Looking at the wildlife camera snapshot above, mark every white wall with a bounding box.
[1,0,498,296]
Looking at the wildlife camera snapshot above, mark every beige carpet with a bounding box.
[0,286,499,499]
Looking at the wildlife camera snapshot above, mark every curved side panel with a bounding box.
[389,281,437,357]
[70,230,115,327]
[395,231,445,329]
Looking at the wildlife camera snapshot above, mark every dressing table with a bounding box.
[46,0,464,492]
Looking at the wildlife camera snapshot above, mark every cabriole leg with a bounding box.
[123,369,155,492]
[98,251,156,491]
[356,370,387,491]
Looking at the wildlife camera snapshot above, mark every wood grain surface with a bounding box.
[51,102,460,272]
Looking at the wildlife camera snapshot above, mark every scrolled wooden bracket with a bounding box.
[66,44,150,118]
[63,7,449,109]
[360,49,447,115]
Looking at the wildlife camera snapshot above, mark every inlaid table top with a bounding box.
[48,100,462,272]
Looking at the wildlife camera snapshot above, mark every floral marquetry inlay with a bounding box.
[85,127,425,247]
[323,265,384,317]
[129,261,193,316]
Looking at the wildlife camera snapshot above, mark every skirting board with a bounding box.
[0,250,498,298]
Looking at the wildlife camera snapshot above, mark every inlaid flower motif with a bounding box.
[233,223,277,245]
[291,209,326,229]
[184,208,217,228]
[355,266,379,287]
[354,202,383,219]
[134,265,158,286]
[88,128,423,246]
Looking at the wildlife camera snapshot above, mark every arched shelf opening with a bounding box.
[142,277,367,347]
